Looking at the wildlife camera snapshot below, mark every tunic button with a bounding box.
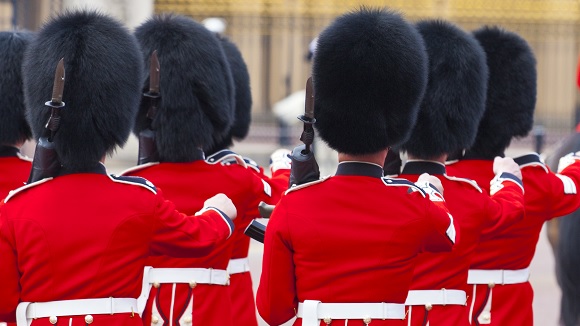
[425,303,433,311]
[85,315,94,324]
[323,317,332,324]
[183,315,192,323]
[49,316,58,324]
[153,282,160,288]
[481,312,491,321]
[488,282,495,289]
[152,315,159,324]
[363,316,372,324]
[189,280,197,288]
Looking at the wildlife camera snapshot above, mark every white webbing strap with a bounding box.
[467,268,530,285]
[227,257,251,275]
[404,289,466,306]
[297,300,406,325]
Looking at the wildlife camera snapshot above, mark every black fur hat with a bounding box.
[468,26,537,158]
[313,7,428,154]
[0,31,33,145]
[134,14,235,162]
[23,11,143,170]
[400,20,488,158]
[207,36,252,154]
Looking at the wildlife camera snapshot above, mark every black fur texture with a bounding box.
[207,36,252,154]
[0,31,33,145]
[134,14,234,162]
[467,26,537,158]
[23,11,143,170]
[313,7,428,154]
[400,20,488,158]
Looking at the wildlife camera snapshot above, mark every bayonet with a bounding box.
[138,51,161,164]
[297,77,315,154]
[44,58,65,141]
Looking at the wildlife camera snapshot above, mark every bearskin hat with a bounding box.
[207,35,252,154]
[23,11,143,170]
[134,14,235,162]
[400,20,488,158]
[313,7,428,154]
[0,31,33,145]
[467,26,537,158]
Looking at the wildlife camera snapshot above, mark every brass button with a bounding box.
[85,315,94,324]
[153,282,160,288]
[189,280,197,288]
[425,303,433,311]
[183,315,192,323]
[323,317,332,324]
[363,316,372,324]
[152,315,159,324]
[49,316,58,324]
[488,282,495,289]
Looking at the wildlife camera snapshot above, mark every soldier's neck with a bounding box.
[338,149,388,166]
[407,153,447,164]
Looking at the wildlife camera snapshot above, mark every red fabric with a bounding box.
[447,157,580,325]
[467,283,533,326]
[125,161,272,325]
[0,157,31,200]
[225,160,289,326]
[257,173,457,326]
[399,166,524,326]
[0,172,231,325]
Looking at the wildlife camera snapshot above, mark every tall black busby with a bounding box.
[467,26,537,158]
[207,35,252,154]
[400,20,488,158]
[0,31,33,145]
[313,7,428,154]
[134,14,235,162]
[23,11,143,170]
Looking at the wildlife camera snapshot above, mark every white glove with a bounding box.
[416,173,444,197]
[197,193,237,220]
[270,148,292,172]
[557,152,580,173]
[493,156,522,180]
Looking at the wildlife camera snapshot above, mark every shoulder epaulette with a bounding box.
[285,176,331,195]
[118,162,159,176]
[443,174,483,193]
[108,175,157,194]
[381,177,426,197]
[514,153,548,173]
[242,157,261,173]
[206,149,247,168]
[4,178,53,203]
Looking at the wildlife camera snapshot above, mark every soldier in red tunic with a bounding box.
[122,14,277,326]
[0,31,34,201]
[446,26,580,325]
[0,11,236,326]
[395,20,525,326]
[203,35,291,326]
[257,8,459,326]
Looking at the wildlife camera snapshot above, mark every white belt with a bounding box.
[467,268,530,285]
[296,300,405,326]
[227,258,251,275]
[148,267,229,285]
[137,267,229,315]
[16,298,137,326]
[404,289,466,306]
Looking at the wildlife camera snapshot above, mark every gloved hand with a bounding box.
[557,151,580,173]
[416,173,444,197]
[493,156,523,180]
[270,148,292,172]
[197,193,237,220]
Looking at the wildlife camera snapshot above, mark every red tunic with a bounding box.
[0,147,32,200]
[208,150,291,326]
[446,153,580,325]
[0,164,233,325]
[123,156,272,326]
[399,161,525,326]
[257,162,458,326]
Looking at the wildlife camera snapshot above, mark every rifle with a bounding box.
[243,202,272,243]
[27,58,65,183]
[138,50,160,164]
[289,77,320,186]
